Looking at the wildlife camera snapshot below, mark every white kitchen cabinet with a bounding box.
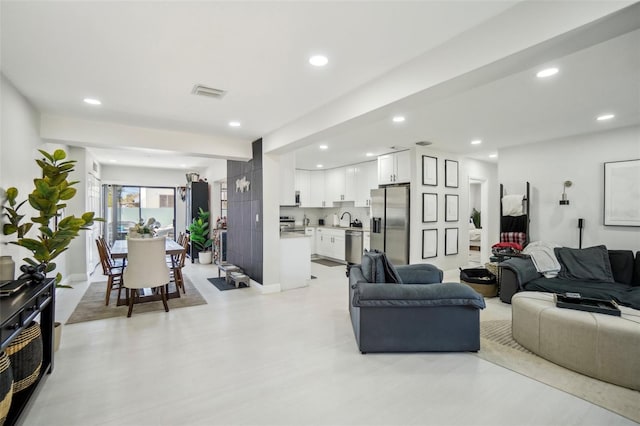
[354,161,377,207]
[315,228,345,261]
[378,150,411,185]
[324,167,346,203]
[305,227,316,254]
[279,152,296,205]
[308,170,326,207]
[344,166,357,201]
[295,169,310,207]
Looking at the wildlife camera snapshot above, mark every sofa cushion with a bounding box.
[608,250,634,285]
[353,282,486,309]
[523,277,640,310]
[361,250,402,284]
[554,245,614,283]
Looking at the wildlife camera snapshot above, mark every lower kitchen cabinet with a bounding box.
[316,228,345,261]
[363,231,370,253]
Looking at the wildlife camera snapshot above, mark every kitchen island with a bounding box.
[279,233,311,291]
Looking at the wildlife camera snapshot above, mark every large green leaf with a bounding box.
[52,149,66,161]
[38,149,55,162]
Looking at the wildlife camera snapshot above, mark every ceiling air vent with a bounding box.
[191,84,226,99]
[415,141,433,146]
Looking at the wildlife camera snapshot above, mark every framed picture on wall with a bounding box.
[445,159,459,188]
[422,193,438,222]
[445,228,459,255]
[422,155,438,186]
[604,159,640,227]
[422,229,438,259]
[445,194,459,222]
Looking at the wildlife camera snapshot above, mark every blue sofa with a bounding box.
[348,253,485,353]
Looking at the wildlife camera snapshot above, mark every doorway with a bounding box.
[468,178,487,266]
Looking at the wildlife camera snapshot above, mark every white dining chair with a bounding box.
[123,237,170,318]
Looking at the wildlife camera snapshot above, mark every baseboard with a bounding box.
[258,282,282,294]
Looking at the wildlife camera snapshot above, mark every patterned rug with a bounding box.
[66,277,207,324]
[478,320,640,423]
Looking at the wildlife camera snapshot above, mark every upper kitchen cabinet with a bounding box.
[279,152,296,205]
[354,161,378,207]
[324,167,347,203]
[295,169,310,206]
[308,170,327,207]
[378,150,411,185]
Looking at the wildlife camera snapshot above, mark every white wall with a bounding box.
[0,74,76,282]
[499,125,640,250]
[411,147,465,270]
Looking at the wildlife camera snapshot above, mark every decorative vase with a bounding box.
[53,322,62,353]
[198,251,212,264]
[0,256,15,281]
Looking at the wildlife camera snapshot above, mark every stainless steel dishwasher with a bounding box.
[345,230,363,264]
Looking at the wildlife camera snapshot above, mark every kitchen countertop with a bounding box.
[280,232,311,239]
[315,225,369,232]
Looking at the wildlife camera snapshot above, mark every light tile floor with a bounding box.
[21,261,636,426]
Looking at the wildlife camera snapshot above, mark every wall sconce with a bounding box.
[177,186,187,202]
[559,180,572,205]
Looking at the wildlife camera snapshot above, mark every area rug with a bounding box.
[207,277,248,291]
[478,320,640,423]
[66,277,207,324]
[311,258,345,267]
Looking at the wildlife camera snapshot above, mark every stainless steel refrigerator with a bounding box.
[370,185,410,265]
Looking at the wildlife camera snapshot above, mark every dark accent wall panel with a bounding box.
[227,139,263,283]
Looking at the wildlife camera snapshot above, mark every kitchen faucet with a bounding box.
[340,211,352,226]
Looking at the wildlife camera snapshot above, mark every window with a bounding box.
[159,194,174,208]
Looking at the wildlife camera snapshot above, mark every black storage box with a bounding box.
[460,268,498,297]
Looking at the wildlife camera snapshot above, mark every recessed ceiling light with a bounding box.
[229,121,241,127]
[489,154,498,158]
[471,139,482,145]
[109,159,117,163]
[366,152,374,157]
[83,98,101,105]
[392,116,405,123]
[536,67,559,78]
[319,144,328,150]
[316,164,323,168]
[596,113,615,121]
[309,55,328,67]
[180,164,186,168]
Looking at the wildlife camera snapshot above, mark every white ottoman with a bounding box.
[512,292,640,391]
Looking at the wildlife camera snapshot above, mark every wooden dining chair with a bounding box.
[123,237,170,318]
[169,235,189,295]
[96,238,124,306]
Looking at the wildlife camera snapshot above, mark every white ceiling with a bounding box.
[2,1,639,171]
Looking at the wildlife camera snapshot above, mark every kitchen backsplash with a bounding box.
[280,206,370,229]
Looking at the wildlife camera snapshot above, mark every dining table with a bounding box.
[110,238,185,259]
[109,238,187,306]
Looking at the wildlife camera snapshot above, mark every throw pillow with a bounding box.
[554,245,615,283]
[607,250,634,285]
[360,250,402,284]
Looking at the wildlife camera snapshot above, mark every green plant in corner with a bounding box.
[2,149,102,287]
[188,208,212,253]
[471,208,481,229]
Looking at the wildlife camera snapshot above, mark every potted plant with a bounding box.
[188,208,213,264]
[2,149,101,350]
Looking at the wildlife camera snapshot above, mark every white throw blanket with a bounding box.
[502,194,524,216]
[523,241,561,278]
